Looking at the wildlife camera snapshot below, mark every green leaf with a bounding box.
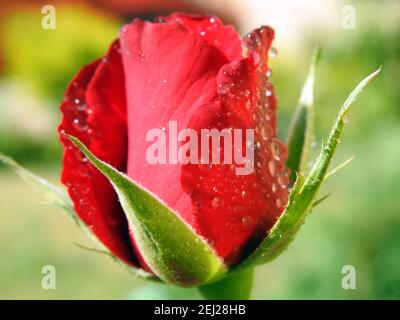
[235,67,381,270]
[199,268,254,300]
[68,135,227,287]
[286,44,321,182]
[0,152,156,280]
[0,152,78,223]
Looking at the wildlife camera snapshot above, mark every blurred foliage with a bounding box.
[2,4,120,100]
[0,0,399,299]
[0,4,120,165]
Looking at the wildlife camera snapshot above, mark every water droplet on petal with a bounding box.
[268,160,276,176]
[79,198,89,206]
[73,118,89,132]
[217,83,230,95]
[269,47,278,58]
[271,139,283,160]
[261,125,273,140]
[76,102,87,112]
[277,175,290,187]
[211,197,223,208]
[241,216,251,226]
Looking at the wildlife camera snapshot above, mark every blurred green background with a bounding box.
[0,0,399,299]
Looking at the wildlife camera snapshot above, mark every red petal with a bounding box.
[181,27,290,265]
[59,41,138,266]
[120,19,229,231]
[161,13,243,62]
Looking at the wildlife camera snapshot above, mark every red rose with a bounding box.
[58,13,289,274]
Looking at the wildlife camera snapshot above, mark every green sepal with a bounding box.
[0,152,77,222]
[0,152,156,281]
[235,67,381,271]
[286,44,321,182]
[68,135,227,287]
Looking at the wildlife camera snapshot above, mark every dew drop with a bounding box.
[80,186,90,194]
[269,47,278,58]
[73,118,89,132]
[79,197,89,206]
[271,139,282,160]
[268,160,276,176]
[211,197,223,208]
[266,89,272,97]
[200,31,206,37]
[217,83,230,95]
[76,102,87,112]
[261,125,272,140]
[277,175,290,187]
[343,114,350,124]
[266,68,272,77]
[241,216,251,226]
[276,198,282,208]
[271,182,278,193]
[265,109,273,121]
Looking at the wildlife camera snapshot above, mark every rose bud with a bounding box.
[54,13,380,294]
[58,13,289,285]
